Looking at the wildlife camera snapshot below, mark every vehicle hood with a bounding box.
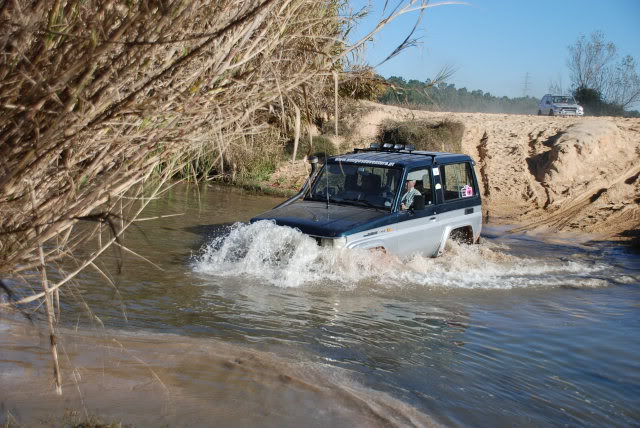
[250,200,389,237]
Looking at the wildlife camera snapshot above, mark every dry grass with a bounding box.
[377,118,465,153]
[0,0,350,277]
[0,0,351,394]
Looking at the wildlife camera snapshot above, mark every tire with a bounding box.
[537,110,542,116]
[369,246,387,254]
[449,228,473,244]
[437,227,474,257]
[548,110,554,116]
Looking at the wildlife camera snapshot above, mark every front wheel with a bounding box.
[548,110,554,116]
[537,110,542,116]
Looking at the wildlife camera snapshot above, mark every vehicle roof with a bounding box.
[329,149,473,168]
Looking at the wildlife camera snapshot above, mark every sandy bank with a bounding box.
[267,102,640,244]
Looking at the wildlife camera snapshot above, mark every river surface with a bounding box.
[1,184,639,427]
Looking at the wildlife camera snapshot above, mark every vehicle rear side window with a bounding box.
[441,163,476,202]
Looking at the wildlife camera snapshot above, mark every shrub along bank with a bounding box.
[228,113,466,195]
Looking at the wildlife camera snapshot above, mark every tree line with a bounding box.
[376,31,640,117]
[378,77,539,114]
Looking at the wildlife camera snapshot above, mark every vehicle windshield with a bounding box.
[306,162,402,210]
[552,96,576,104]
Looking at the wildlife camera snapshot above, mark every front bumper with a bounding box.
[555,109,583,116]
[312,236,348,248]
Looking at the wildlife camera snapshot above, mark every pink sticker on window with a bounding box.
[461,185,473,197]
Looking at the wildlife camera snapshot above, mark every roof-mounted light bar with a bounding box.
[357,143,417,153]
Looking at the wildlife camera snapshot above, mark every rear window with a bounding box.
[441,163,477,202]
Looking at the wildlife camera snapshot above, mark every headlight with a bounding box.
[320,237,347,248]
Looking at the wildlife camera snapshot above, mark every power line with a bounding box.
[522,72,531,97]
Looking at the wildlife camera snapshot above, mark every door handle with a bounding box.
[429,217,436,221]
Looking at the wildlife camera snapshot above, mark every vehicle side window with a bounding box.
[441,163,476,202]
[406,167,433,205]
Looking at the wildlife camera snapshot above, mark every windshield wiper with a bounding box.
[342,198,385,210]
[328,196,348,204]
[306,195,346,204]
[307,195,386,210]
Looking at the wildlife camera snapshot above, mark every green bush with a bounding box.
[233,130,285,182]
[285,135,338,160]
[574,86,626,116]
[320,118,353,137]
[168,127,286,183]
[311,136,338,158]
[377,119,464,153]
[240,157,278,182]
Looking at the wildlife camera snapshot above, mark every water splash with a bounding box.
[193,221,612,289]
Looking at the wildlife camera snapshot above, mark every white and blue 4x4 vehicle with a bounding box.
[251,143,482,257]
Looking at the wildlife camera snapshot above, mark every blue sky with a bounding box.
[348,0,640,100]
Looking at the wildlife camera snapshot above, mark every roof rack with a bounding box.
[354,142,416,153]
[353,143,440,163]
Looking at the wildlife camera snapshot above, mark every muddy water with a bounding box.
[1,184,639,427]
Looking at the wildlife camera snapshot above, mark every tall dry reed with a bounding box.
[0,0,436,393]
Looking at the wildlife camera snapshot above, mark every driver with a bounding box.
[400,179,421,210]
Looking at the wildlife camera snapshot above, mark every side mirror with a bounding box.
[308,156,319,176]
[412,195,425,211]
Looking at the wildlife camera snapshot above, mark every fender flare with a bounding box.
[435,225,476,256]
[435,226,454,257]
